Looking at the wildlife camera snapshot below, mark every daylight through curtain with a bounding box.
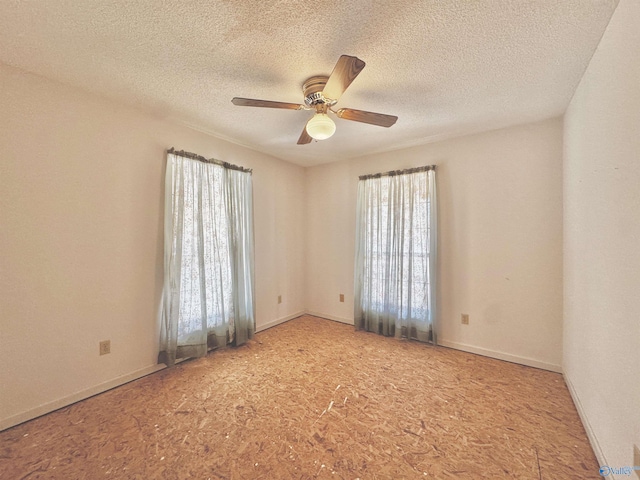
[159,150,255,366]
[354,167,437,344]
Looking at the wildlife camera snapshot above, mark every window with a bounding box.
[354,167,437,343]
[159,149,255,366]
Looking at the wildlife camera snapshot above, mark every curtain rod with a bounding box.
[359,165,435,180]
[167,148,252,174]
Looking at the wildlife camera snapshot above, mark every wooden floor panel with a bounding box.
[0,315,599,479]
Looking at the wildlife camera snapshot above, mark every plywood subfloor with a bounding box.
[0,315,599,479]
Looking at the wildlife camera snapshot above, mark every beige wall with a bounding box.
[306,118,564,371]
[0,63,306,427]
[563,0,640,469]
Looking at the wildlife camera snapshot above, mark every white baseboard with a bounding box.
[256,311,305,333]
[0,364,166,432]
[437,339,562,373]
[564,373,610,477]
[2,313,306,432]
[302,317,563,373]
[305,311,354,326]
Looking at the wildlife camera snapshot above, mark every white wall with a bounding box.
[0,63,306,428]
[563,0,640,471]
[306,118,564,371]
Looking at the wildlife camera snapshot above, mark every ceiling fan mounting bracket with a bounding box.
[302,75,337,107]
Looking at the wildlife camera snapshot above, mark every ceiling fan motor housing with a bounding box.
[303,75,337,108]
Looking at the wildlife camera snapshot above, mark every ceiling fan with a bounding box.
[231,55,398,145]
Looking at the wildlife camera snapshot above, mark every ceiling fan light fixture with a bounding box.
[306,113,336,140]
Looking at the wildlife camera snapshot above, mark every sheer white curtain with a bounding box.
[354,167,437,344]
[159,150,255,366]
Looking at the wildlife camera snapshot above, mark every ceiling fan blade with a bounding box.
[231,97,305,110]
[297,125,312,145]
[335,108,398,127]
[322,55,366,101]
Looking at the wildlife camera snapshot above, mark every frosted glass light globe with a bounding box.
[306,113,336,140]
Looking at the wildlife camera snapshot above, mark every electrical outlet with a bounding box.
[461,314,469,325]
[339,293,345,303]
[277,295,282,304]
[634,444,640,479]
[99,340,111,355]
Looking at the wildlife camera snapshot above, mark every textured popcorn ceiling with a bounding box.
[0,0,618,166]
